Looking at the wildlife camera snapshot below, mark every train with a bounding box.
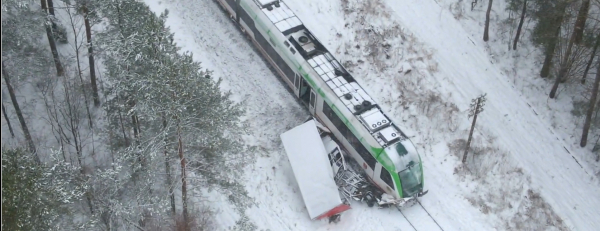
[214,0,427,203]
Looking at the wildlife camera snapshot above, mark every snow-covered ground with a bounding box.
[435,0,600,180]
[143,0,599,230]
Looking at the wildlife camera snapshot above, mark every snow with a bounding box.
[374,1,600,230]
[138,0,599,230]
[280,120,344,220]
[262,2,302,32]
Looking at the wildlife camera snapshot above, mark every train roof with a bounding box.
[258,0,410,150]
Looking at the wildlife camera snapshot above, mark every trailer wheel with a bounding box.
[329,214,341,224]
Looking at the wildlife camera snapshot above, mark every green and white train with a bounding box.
[215,0,427,202]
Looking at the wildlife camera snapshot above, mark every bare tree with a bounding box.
[463,94,487,164]
[65,4,94,128]
[573,0,590,44]
[41,0,64,76]
[2,102,15,137]
[582,35,599,84]
[581,60,600,147]
[513,0,527,50]
[483,0,493,42]
[2,62,36,158]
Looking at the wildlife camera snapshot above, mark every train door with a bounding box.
[294,73,301,97]
[373,163,396,195]
[308,90,316,115]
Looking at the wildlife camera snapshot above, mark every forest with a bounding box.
[1,0,599,230]
[2,0,256,230]
[477,0,600,150]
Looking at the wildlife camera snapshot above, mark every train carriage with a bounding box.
[215,0,427,202]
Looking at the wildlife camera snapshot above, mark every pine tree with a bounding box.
[483,0,493,42]
[573,0,590,44]
[513,0,527,50]
[74,0,101,106]
[581,60,600,147]
[2,63,36,156]
[582,34,599,84]
[463,94,487,164]
[97,1,254,228]
[40,0,65,76]
[2,147,85,230]
[532,0,568,78]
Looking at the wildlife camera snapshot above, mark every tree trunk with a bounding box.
[118,108,129,146]
[582,35,599,84]
[164,116,176,214]
[177,122,189,231]
[46,0,55,15]
[573,0,590,44]
[581,61,600,147]
[82,5,100,107]
[483,0,493,42]
[540,9,565,78]
[463,99,481,164]
[131,113,146,170]
[513,0,527,50]
[550,23,578,98]
[2,64,37,158]
[66,11,94,129]
[41,0,64,76]
[44,0,58,31]
[2,102,15,137]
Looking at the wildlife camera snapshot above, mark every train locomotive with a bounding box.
[214,0,428,212]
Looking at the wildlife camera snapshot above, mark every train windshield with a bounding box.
[393,142,423,198]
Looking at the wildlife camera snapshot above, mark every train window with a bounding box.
[294,73,300,89]
[290,48,296,54]
[380,166,394,188]
[284,41,290,47]
[322,103,377,169]
[353,137,376,169]
[309,91,316,107]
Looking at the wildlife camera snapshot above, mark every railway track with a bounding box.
[210,2,446,230]
[336,147,445,231]
[398,199,445,231]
